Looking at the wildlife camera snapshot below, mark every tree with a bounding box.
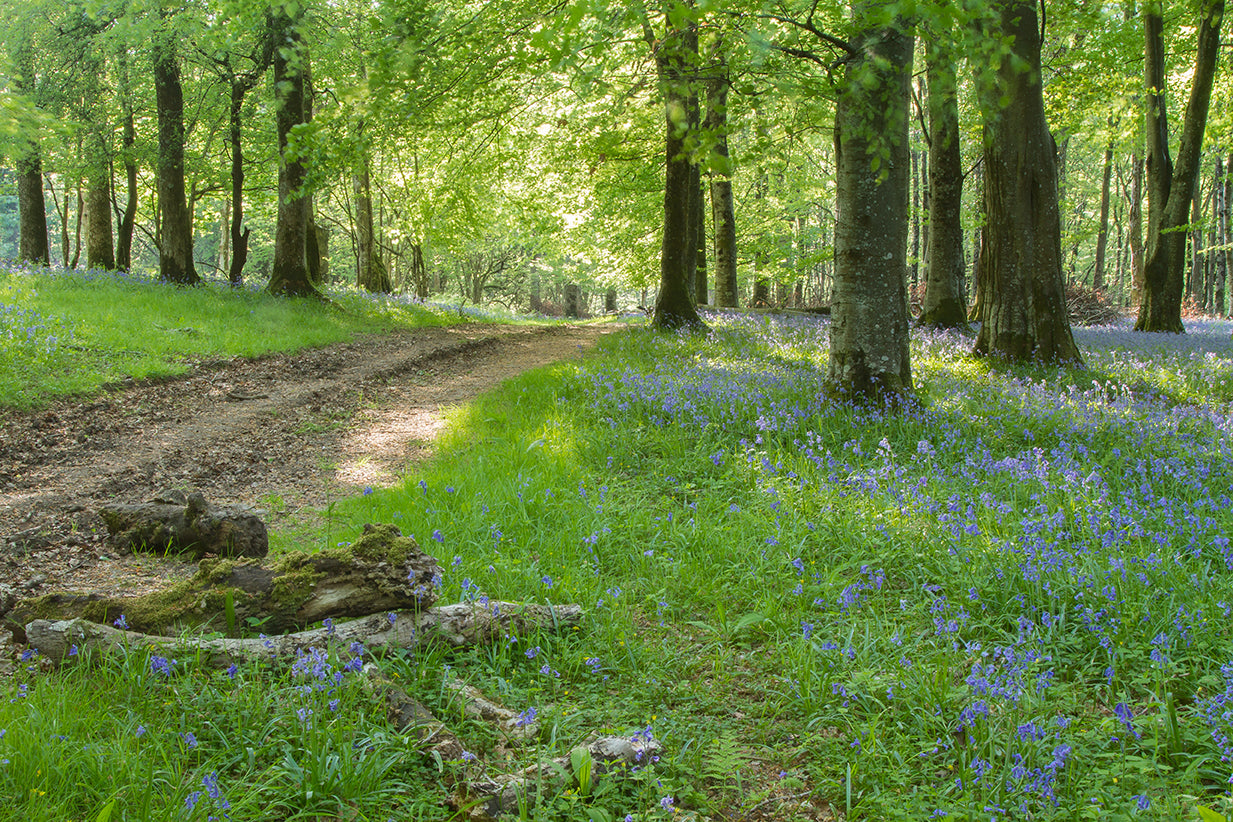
[828,1,914,401]
[10,31,50,266]
[641,2,706,331]
[917,37,968,330]
[972,0,1079,363]
[1135,0,1224,332]
[705,38,738,308]
[153,15,199,285]
[267,3,320,298]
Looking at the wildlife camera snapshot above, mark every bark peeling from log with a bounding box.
[25,601,584,669]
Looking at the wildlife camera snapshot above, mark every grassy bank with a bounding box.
[3,302,1233,821]
[0,262,479,410]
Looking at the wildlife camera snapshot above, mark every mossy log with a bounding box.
[24,601,584,669]
[99,490,268,558]
[5,523,439,641]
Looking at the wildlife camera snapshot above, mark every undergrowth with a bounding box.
[4,299,1233,821]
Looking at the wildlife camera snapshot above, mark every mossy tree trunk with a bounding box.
[828,1,914,402]
[153,20,199,285]
[973,0,1080,363]
[268,5,320,298]
[1135,0,1224,332]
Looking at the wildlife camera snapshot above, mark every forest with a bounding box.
[2,2,1230,349]
[3,1,1233,821]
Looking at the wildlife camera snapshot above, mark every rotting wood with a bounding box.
[461,732,664,820]
[5,523,439,641]
[99,489,268,558]
[24,601,584,669]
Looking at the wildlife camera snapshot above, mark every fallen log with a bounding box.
[99,489,268,558]
[462,733,663,820]
[25,601,583,669]
[5,523,439,641]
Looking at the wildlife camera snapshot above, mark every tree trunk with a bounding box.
[410,243,428,298]
[16,151,49,266]
[918,42,969,330]
[707,52,738,309]
[829,1,914,401]
[565,282,581,318]
[84,169,115,271]
[973,0,1080,364]
[1136,0,1224,332]
[354,145,392,293]
[651,16,705,331]
[153,24,198,285]
[70,181,83,270]
[116,106,138,271]
[268,8,319,298]
[911,149,921,288]
[693,171,708,305]
[1094,140,1114,290]
[1221,153,1232,315]
[1189,185,1206,306]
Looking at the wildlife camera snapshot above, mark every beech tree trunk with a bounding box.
[829,1,914,401]
[268,7,319,298]
[16,151,49,266]
[13,46,49,266]
[1136,0,1224,332]
[707,49,738,309]
[973,0,1080,364]
[116,106,138,271]
[918,42,968,330]
[85,169,115,271]
[354,142,392,293]
[651,14,705,331]
[1094,140,1114,290]
[153,23,198,285]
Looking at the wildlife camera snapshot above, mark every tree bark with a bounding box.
[16,151,49,266]
[116,106,138,271]
[354,140,392,293]
[26,601,583,670]
[917,42,969,330]
[973,0,1080,364]
[1094,140,1114,290]
[693,170,707,305]
[84,168,115,271]
[829,1,914,401]
[706,48,738,309]
[153,22,199,285]
[13,45,49,266]
[1136,0,1224,332]
[268,7,319,298]
[651,14,705,331]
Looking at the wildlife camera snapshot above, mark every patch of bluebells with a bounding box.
[572,314,1233,815]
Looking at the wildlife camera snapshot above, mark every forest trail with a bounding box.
[0,322,614,613]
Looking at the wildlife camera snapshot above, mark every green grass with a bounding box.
[0,265,469,409]
[4,303,1233,821]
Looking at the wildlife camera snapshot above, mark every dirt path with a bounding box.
[0,322,614,612]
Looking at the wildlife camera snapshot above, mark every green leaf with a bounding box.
[94,799,117,822]
[1197,807,1228,822]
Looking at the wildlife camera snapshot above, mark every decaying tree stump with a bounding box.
[24,601,584,668]
[6,523,439,641]
[99,489,268,558]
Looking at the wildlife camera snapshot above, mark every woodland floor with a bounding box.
[0,322,613,653]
